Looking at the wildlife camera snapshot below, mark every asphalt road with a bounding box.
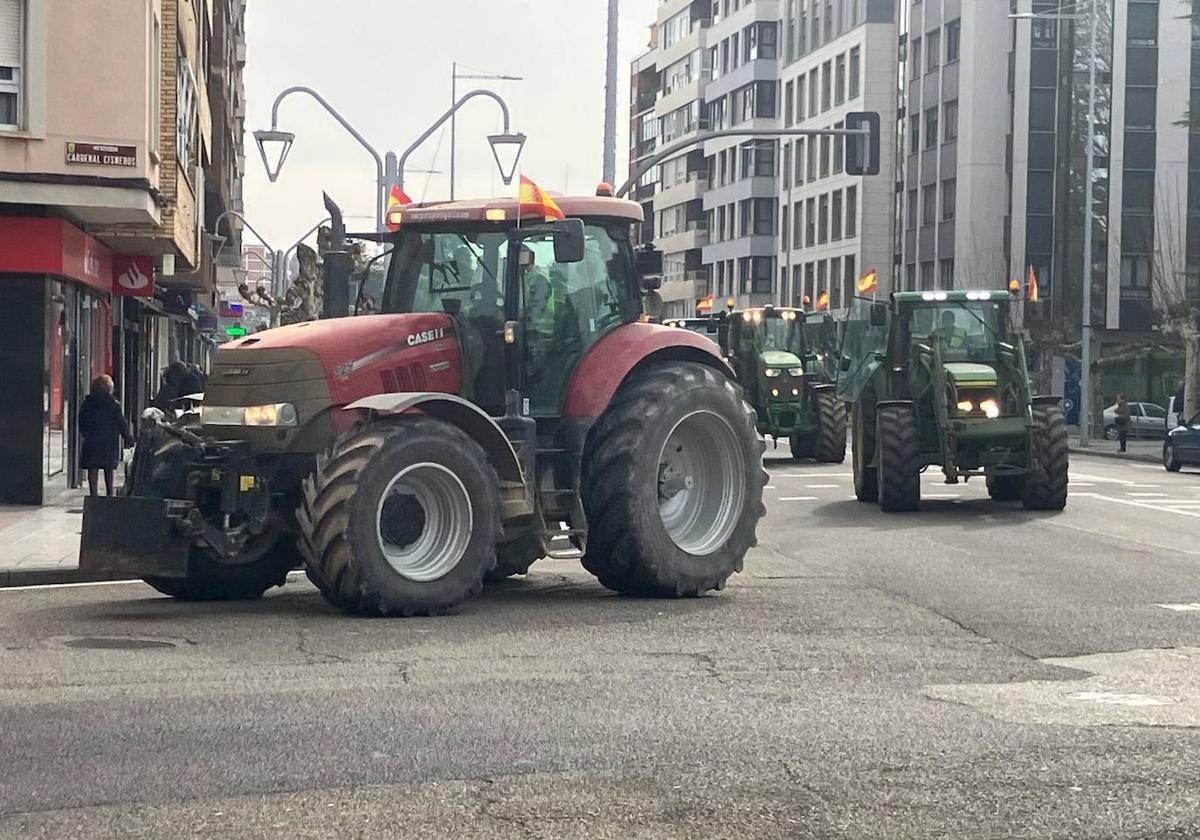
[1,453,1198,839]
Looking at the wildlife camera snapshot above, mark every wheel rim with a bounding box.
[1164,444,1173,467]
[375,463,472,582]
[657,410,746,556]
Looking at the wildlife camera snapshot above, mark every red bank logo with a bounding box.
[113,255,155,296]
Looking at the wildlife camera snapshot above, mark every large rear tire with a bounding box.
[1022,403,1069,511]
[143,534,295,601]
[297,418,500,616]
[813,390,848,463]
[852,399,878,503]
[877,404,921,512]
[986,474,1025,501]
[789,431,814,460]
[581,362,766,597]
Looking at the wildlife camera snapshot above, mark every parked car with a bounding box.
[1164,412,1200,471]
[1102,401,1168,439]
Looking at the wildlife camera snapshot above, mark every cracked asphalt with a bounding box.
[1,453,1198,838]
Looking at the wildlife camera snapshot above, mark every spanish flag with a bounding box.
[815,290,829,311]
[518,175,565,221]
[385,185,413,232]
[1026,265,1039,303]
[857,268,878,295]
[696,293,714,312]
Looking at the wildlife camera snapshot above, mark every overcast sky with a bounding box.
[242,0,658,247]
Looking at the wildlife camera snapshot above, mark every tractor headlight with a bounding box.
[788,367,804,377]
[979,398,1001,419]
[956,400,974,413]
[764,368,784,378]
[202,403,299,427]
[771,388,780,397]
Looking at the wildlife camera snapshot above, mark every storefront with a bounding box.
[0,216,143,504]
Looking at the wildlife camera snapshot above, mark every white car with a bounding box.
[1102,402,1168,440]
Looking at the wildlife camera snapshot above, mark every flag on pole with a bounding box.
[696,294,714,313]
[1026,265,1039,302]
[815,290,829,311]
[857,268,878,294]
[518,175,565,221]
[385,185,413,231]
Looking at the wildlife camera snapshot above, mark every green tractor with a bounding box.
[837,290,1068,512]
[724,306,847,462]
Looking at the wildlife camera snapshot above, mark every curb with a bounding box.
[0,568,137,589]
[1068,446,1161,466]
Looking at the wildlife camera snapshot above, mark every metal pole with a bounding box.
[602,0,619,184]
[397,88,513,190]
[450,62,457,201]
[1079,0,1098,446]
[267,86,386,234]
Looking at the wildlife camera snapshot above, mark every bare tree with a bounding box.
[1150,176,1200,418]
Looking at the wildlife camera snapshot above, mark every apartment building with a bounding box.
[776,0,897,311]
[0,0,247,503]
[702,0,782,310]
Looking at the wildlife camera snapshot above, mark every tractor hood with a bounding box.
[760,350,803,369]
[223,313,453,360]
[944,362,998,388]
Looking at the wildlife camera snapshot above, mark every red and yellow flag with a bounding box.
[385,185,413,231]
[696,293,714,312]
[518,175,565,221]
[1026,265,1039,302]
[857,268,878,295]
[815,290,829,311]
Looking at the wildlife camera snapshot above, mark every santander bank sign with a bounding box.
[113,255,154,297]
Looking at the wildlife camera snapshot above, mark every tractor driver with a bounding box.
[523,262,581,408]
[931,310,968,350]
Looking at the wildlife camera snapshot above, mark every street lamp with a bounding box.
[1011,3,1097,444]
[451,63,522,199]
[252,129,295,183]
[487,132,527,186]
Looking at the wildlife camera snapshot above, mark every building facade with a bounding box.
[0,0,246,503]
[778,0,897,310]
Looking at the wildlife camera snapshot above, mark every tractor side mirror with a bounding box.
[839,354,853,372]
[635,245,664,281]
[870,303,888,326]
[552,218,586,263]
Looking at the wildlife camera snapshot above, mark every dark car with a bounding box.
[1163,411,1200,471]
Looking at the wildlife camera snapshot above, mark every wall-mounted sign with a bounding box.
[66,142,137,168]
[112,255,154,297]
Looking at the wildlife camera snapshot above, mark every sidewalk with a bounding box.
[0,486,133,587]
[1068,437,1162,465]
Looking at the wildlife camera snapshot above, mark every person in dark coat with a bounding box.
[78,375,135,497]
[152,360,190,411]
[183,362,206,395]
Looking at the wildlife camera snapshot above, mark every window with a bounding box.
[809,72,819,117]
[920,260,935,290]
[1123,171,1155,211]
[924,107,938,149]
[941,178,956,220]
[661,7,693,49]
[830,257,843,308]
[1029,89,1056,132]
[906,263,916,290]
[806,197,816,246]
[782,142,791,184]
[731,32,740,68]
[831,190,843,241]
[819,134,830,177]
[921,185,936,225]
[946,19,960,62]
[1125,90,1157,130]
[717,206,727,242]
[741,140,775,177]
[176,41,199,177]
[824,0,833,41]
[817,259,828,302]
[749,256,774,294]
[848,46,861,99]
[796,73,806,122]
[939,258,955,289]
[745,198,774,236]
[909,114,919,152]
[845,185,857,236]
[833,120,844,173]
[835,53,846,106]
[911,37,922,80]
[818,193,829,244]
[785,80,795,126]
[943,100,958,142]
[812,2,820,48]
[756,21,778,58]
[793,200,803,246]
[821,60,832,111]
[907,189,918,230]
[1127,2,1158,46]
[844,255,857,306]
[795,137,806,184]
[926,29,940,72]
[0,0,23,128]
[1120,255,1153,290]
[805,262,816,302]
[782,204,790,250]
[798,7,808,54]
[807,134,817,180]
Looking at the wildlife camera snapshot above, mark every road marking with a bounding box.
[764,485,777,490]
[778,496,818,502]
[805,484,840,489]
[1068,481,1096,486]
[923,493,961,499]
[1127,492,1170,498]
[1066,691,1173,707]
[0,579,143,593]
[1072,492,1200,518]
[782,472,852,478]
[1157,603,1200,612]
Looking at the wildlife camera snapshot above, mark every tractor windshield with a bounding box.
[907,300,1007,361]
[381,228,509,319]
[741,314,805,357]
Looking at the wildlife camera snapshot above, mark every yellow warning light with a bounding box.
[485,208,508,221]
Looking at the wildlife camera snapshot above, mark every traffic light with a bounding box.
[844,111,881,176]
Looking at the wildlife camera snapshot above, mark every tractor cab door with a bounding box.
[835,300,889,403]
[514,223,639,415]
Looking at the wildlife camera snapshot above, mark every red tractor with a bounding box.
[81,194,767,615]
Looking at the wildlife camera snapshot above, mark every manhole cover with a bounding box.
[63,637,176,651]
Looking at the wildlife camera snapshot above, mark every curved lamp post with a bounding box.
[397,89,525,191]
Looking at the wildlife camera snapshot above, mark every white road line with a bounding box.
[1072,492,1200,519]
[0,579,142,593]
[1068,481,1096,487]
[1127,492,1171,498]
[778,496,819,502]
[782,472,853,478]
[805,484,840,489]
[923,493,961,499]
[1156,603,1200,612]
[1036,517,1200,560]
[764,485,777,490]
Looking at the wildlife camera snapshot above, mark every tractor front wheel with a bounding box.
[297,418,500,616]
[581,362,765,597]
[813,390,848,463]
[852,399,878,502]
[1021,403,1069,511]
[143,533,296,601]
[789,432,814,460]
[876,404,921,512]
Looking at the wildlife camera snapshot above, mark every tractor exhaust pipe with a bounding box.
[322,192,351,319]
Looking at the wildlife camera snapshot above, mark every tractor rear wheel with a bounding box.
[297,417,500,616]
[789,432,814,460]
[852,399,878,502]
[813,390,848,463]
[581,362,765,597]
[986,474,1024,501]
[876,404,921,512]
[143,533,295,601]
[1022,402,1069,511]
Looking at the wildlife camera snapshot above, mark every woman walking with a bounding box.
[78,375,135,497]
[1114,393,1131,454]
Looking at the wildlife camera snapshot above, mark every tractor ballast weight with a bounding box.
[836,290,1068,512]
[80,194,767,614]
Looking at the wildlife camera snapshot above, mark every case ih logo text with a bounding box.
[407,327,447,347]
